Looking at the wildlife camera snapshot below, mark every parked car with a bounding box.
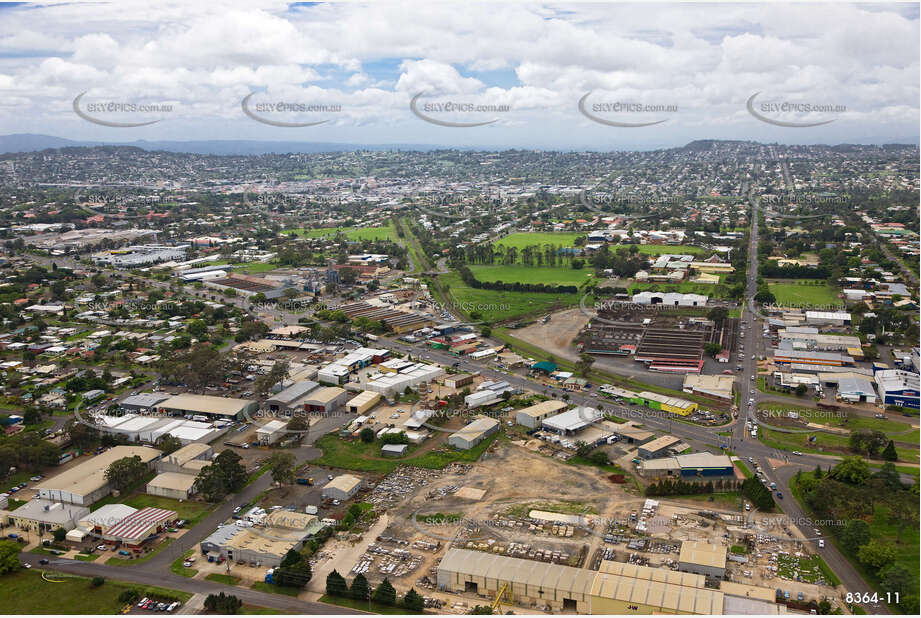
[97,545,108,551]
[138,598,150,608]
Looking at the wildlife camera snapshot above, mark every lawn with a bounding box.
[170,550,198,578]
[283,224,398,243]
[240,607,286,615]
[633,244,705,256]
[205,573,241,585]
[470,264,597,286]
[0,569,190,614]
[629,281,732,299]
[437,271,582,322]
[767,280,843,308]
[313,431,500,474]
[494,232,583,249]
[250,581,301,597]
[319,594,423,614]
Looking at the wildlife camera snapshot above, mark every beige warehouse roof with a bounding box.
[147,472,196,492]
[306,386,346,404]
[160,393,254,415]
[516,399,568,419]
[347,390,380,407]
[325,474,361,494]
[640,435,681,452]
[37,445,161,498]
[164,442,211,466]
[440,549,596,599]
[679,541,728,569]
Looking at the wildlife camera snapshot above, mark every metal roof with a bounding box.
[104,506,176,542]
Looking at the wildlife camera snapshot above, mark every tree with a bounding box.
[402,588,425,611]
[253,360,290,398]
[829,456,871,485]
[22,408,42,426]
[468,606,493,614]
[349,573,370,601]
[884,491,919,544]
[857,540,897,572]
[326,570,349,598]
[92,576,105,587]
[52,527,67,542]
[848,429,888,457]
[194,449,247,501]
[104,455,148,492]
[0,539,22,575]
[64,418,99,450]
[268,452,297,486]
[795,383,807,397]
[872,462,903,490]
[274,558,311,588]
[840,520,871,553]
[575,353,595,377]
[156,434,183,455]
[707,306,729,324]
[286,415,310,438]
[359,427,375,443]
[879,565,917,600]
[704,342,723,358]
[372,578,397,606]
[882,440,898,462]
[204,593,242,614]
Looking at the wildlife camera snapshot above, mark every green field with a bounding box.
[319,594,421,615]
[92,494,213,525]
[283,224,397,243]
[634,244,706,256]
[250,581,301,597]
[205,573,241,585]
[629,281,731,298]
[757,425,918,463]
[170,550,198,578]
[438,271,582,322]
[470,264,596,286]
[313,431,500,474]
[0,569,190,614]
[494,232,583,249]
[767,280,843,308]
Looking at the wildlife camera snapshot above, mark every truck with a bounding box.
[296,478,313,486]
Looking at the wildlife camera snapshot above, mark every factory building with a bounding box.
[35,445,162,506]
[302,386,350,415]
[515,400,568,429]
[772,349,854,368]
[264,381,320,413]
[640,453,735,479]
[836,376,878,404]
[157,393,257,420]
[629,391,698,416]
[364,363,445,398]
[541,407,601,434]
[805,311,851,326]
[346,391,381,415]
[447,417,499,450]
[146,472,198,500]
[875,370,920,409]
[678,541,728,578]
[436,549,726,614]
[146,443,213,500]
[4,499,90,534]
[682,375,734,401]
[96,414,223,445]
[100,506,177,548]
[119,392,170,412]
[256,420,289,445]
[637,435,682,459]
[322,474,363,501]
[200,511,320,567]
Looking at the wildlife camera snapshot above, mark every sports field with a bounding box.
[767,280,843,307]
[283,224,398,242]
[494,232,582,249]
[634,244,706,256]
[438,271,583,322]
[470,264,596,286]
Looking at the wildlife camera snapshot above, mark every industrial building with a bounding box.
[264,381,320,413]
[363,363,444,398]
[637,435,682,459]
[35,445,162,506]
[157,393,257,420]
[630,391,697,416]
[256,420,289,445]
[382,443,408,457]
[119,392,171,412]
[515,400,568,429]
[804,311,851,326]
[302,386,350,415]
[640,453,735,479]
[541,406,601,434]
[436,549,728,614]
[346,391,381,415]
[146,472,198,500]
[92,244,189,268]
[100,506,177,548]
[322,474,362,501]
[200,513,320,567]
[447,417,499,450]
[836,376,878,404]
[444,373,474,389]
[95,414,223,445]
[682,374,734,401]
[145,443,213,500]
[678,541,728,578]
[3,499,90,534]
[771,349,854,368]
[875,370,920,409]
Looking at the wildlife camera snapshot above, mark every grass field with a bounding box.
[313,431,500,474]
[438,271,582,322]
[470,264,597,286]
[634,244,705,256]
[92,494,213,525]
[250,581,301,597]
[629,281,731,298]
[319,594,421,615]
[757,425,918,463]
[494,232,583,249]
[205,573,241,585]
[170,550,197,578]
[767,280,843,308]
[283,224,397,243]
[0,569,190,614]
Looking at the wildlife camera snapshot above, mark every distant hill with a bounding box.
[0,133,442,156]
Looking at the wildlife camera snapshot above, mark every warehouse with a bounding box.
[515,400,568,429]
[640,453,735,479]
[156,443,213,474]
[382,443,408,457]
[96,414,222,445]
[264,381,319,413]
[875,370,920,410]
[447,417,499,450]
[541,406,601,434]
[79,504,138,536]
[805,310,851,326]
[836,375,877,404]
[256,420,288,445]
[157,393,257,420]
[146,472,197,500]
[346,390,381,415]
[682,374,734,401]
[119,392,170,412]
[363,363,445,397]
[302,386,350,415]
[5,499,90,534]
[436,549,725,614]
[35,445,162,506]
[603,421,654,445]
[637,435,682,459]
[101,506,177,548]
[772,349,855,368]
[444,373,474,389]
[678,541,727,578]
[200,519,315,567]
[630,391,698,416]
[464,389,502,409]
[322,474,362,501]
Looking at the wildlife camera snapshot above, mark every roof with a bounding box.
[675,453,733,469]
[679,541,727,570]
[120,392,171,408]
[267,381,319,405]
[147,472,197,492]
[160,393,254,415]
[104,506,177,541]
[305,386,347,405]
[875,369,920,393]
[640,435,681,452]
[541,406,601,432]
[531,361,558,372]
[264,510,318,530]
[636,391,695,410]
[36,445,161,498]
[11,499,90,524]
[593,560,723,614]
[515,399,568,420]
[382,443,408,454]
[81,503,138,529]
[324,474,362,494]
[448,416,499,442]
[837,375,877,395]
[256,420,288,434]
[347,390,380,407]
[163,442,211,466]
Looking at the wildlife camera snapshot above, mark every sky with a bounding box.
[0,1,917,150]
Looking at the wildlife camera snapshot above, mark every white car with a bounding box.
[818,540,825,548]
[792,451,803,456]
[97,545,108,551]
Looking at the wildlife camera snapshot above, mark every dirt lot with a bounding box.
[512,307,589,361]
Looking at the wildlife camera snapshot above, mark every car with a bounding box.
[39,558,49,565]
[233,506,241,514]
[118,550,132,556]
[818,540,825,548]
[776,492,783,499]
[751,355,755,360]
[328,474,334,481]
[183,561,192,568]
[167,602,179,612]
[22,562,31,569]
[744,504,751,511]
[747,457,754,463]
[97,545,108,551]
[138,598,150,608]
[813,528,822,536]
[242,443,250,449]
[792,451,803,456]
[157,603,168,611]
